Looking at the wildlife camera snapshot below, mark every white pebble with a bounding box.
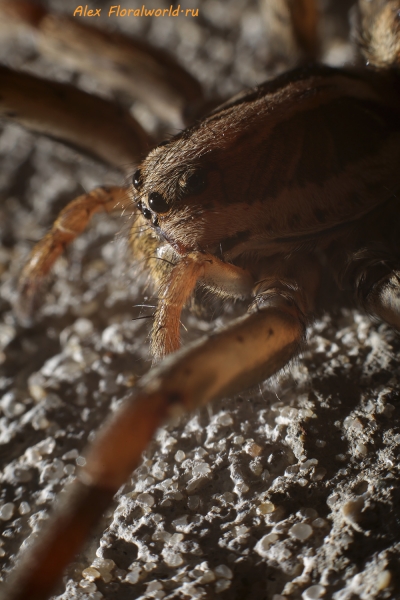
[302,584,325,599]
[254,533,279,557]
[18,502,30,515]
[192,462,211,477]
[162,550,184,567]
[0,503,14,521]
[289,523,313,541]
[172,515,189,530]
[147,581,163,592]
[73,318,94,337]
[312,518,327,528]
[356,443,368,456]
[137,493,155,507]
[257,502,276,515]
[233,436,244,445]
[175,450,186,462]
[214,565,233,579]
[235,482,249,494]
[326,493,339,508]
[79,579,97,593]
[187,496,200,510]
[215,413,233,426]
[376,570,391,591]
[300,508,318,519]
[62,449,79,460]
[36,437,56,456]
[215,579,231,592]
[126,565,141,584]
[245,441,262,457]
[82,567,100,581]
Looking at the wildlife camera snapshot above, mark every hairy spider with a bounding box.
[1,1,400,599]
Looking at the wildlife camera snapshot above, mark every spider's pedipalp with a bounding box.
[16,185,130,322]
[151,252,254,359]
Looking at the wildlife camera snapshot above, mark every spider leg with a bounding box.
[357,0,400,69]
[4,254,320,600]
[3,305,307,600]
[327,198,400,331]
[0,65,152,169]
[260,0,320,65]
[0,0,207,127]
[16,185,131,322]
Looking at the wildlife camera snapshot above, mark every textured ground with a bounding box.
[1,1,400,599]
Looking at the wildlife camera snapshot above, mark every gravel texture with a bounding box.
[1,1,400,599]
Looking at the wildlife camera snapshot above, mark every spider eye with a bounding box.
[184,169,208,195]
[142,206,152,220]
[133,169,142,189]
[148,191,169,214]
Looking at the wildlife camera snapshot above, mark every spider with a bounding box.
[1,0,400,599]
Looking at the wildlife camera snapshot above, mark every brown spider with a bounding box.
[1,0,400,599]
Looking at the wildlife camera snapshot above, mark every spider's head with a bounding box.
[131,135,217,255]
[131,104,267,259]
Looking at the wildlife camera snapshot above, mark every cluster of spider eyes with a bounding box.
[132,159,208,224]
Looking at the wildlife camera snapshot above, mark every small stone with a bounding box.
[245,442,262,457]
[18,502,30,516]
[302,584,325,599]
[376,570,391,591]
[312,518,327,528]
[215,413,233,426]
[215,579,231,592]
[163,550,184,567]
[300,508,318,519]
[254,533,279,557]
[257,502,276,515]
[187,495,200,510]
[215,565,233,579]
[125,565,141,584]
[175,450,186,462]
[79,579,97,592]
[82,567,100,581]
[289,523,313,541]
[356,444,368,456]
[192,462,211,477]
[233,436,244,445]
[235,482,249,494]
[312,468,327,481]
[0,503,14,521]
[137,493,155,507]
[62,449,79,460]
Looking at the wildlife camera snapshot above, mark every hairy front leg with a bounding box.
[17,185,131,321]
